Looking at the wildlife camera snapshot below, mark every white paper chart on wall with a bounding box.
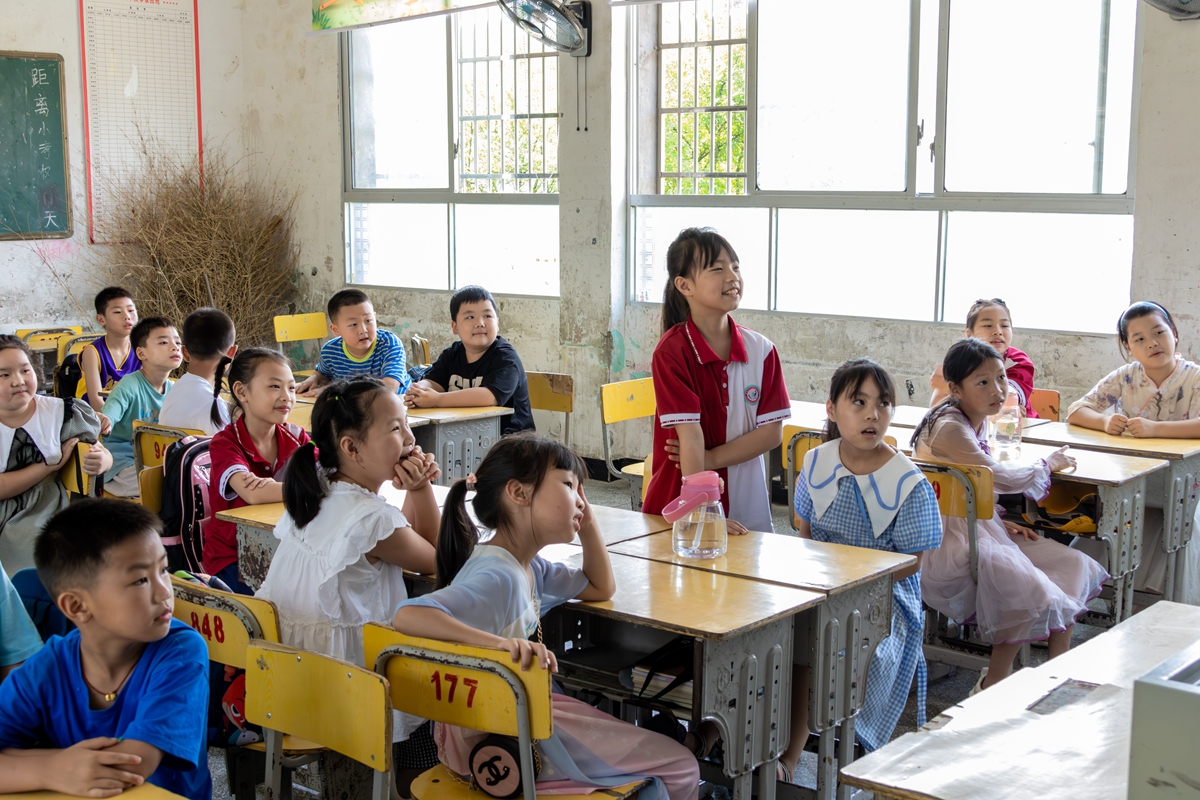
[81,0,202,243]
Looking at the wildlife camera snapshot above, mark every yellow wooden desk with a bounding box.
[581,506,671,546]
[885,403,1053,429]
[407,406,514,486]
[840,601,1200,800]
[1,785,186,800]
[608,529,912,795]
[551,549,823,800]
[285,401,431,434]
[220,483,452,589]
[1022,421,1200,603]
[996,442,1168,625]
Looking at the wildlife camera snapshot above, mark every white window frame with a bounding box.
[627,0,1144,324]
[339,13,560,294]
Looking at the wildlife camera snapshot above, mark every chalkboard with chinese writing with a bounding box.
[0,52,71,239]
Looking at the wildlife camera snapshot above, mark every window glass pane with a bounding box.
[347,203,449,290]
[775,210,939,320]
[349,19,449,190]
[1101,0,1137,195]
[457,7,558,194]
[658,0,748,196]
[455,205,559,295]
[942,212,1132,334]
[632,206,768,310]
[944,1,1134,194]
[757,1,910,192]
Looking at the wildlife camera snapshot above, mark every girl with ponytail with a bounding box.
[258,376,441,766]
[160,307,238,434]
[394,434,700,800]
[203,347,308,594]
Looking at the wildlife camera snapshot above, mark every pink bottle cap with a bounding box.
[661,470,722,523]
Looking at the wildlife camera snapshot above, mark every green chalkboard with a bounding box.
[0,51,71,240]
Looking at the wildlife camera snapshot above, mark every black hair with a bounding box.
[965,298,1011,331]
[909,338,1004,448]
[1117,301,1177,361]
[224,347,291,421]
[182,308,237,428]
[130,315,175,351]
[661,227,740,334]
[327,289,372,322]
[94,286,133,316]
[283,376,394,529]
[436,432,587,590]
[824,358,897,442]
[0,334,33,360]
[35,498,163,600]
[450,285,497,320]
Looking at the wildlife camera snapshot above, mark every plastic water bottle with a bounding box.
[661,471,728,559]
[991,391,1023,458]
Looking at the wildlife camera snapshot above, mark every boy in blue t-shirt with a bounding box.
[297,288,410,397]
[0,500,210,800]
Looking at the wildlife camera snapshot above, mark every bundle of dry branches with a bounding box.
[89,145,300,347]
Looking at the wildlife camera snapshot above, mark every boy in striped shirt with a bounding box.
[297,289,410,397]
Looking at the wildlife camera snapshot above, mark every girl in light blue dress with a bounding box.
[794,359,943,751]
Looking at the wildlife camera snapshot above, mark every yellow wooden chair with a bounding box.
[18,326,80,353]
[1031,387,1061,422]
[132,421,205,511]
[274,312,327,380]
[245,640,392,800]
[363,623,646,800]
[788,431,899,531]
[600,378,656,511]
[57,334,104,399]
[410,334,432,369]
[171,578,324,800]
[527,371,574,446]
[59,441,100,497]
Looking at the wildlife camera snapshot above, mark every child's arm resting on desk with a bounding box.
[296,370,331,397]
[369,451,443,573]
[0,739,147,797]
[211,433,284,504]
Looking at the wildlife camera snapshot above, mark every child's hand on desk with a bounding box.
[405,385,438,408]
[500,638,557,672]
[47,737,145,797]
[727,519,750,536]
[1045,445,1076,473]
[1124,417,1158,438]
[240,475,275,492]
[1105,413,1130,436]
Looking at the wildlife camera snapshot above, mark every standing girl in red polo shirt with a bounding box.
[643,227,791,535]
[205,348,309,594]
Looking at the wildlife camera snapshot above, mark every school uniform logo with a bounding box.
[744,385,760,405]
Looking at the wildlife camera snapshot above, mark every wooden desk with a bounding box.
[609,530,913,796]
[551,550,823,800]
[1,785,186,800]
[888,403,1053,429]
[220,483,452,589]
[839,601,1200,800]
[408,406,514,486]
[1023,422,1200,602]
[998,443,1168,625]
[583,506,671,545]
[285,401,432,434]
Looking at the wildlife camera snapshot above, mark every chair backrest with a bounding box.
[244,639,392,773]
[789,432,898,530]
[58,333,101,366]
[171,576,282,668]
[599,378,656,480]
[410,334,431,368]
[914,460,993,584]
[16,326,81,341]
[133,421,204,473]
[363,623,553,741]
[59,442,98,497]
[273,313,327,344]
[19,328,78,352]
[527,371,574,445]
[1031,388,1061,422]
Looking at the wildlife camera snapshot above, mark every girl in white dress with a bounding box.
[911,339,1107,693]
[257,376,441,777]
[394,434,700,800]
[1067,301,1200,599]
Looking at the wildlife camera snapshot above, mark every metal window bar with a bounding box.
[456,8,558,194]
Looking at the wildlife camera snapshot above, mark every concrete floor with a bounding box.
[208,477,1106,797]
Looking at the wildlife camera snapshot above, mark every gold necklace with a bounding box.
[81,655,139,702]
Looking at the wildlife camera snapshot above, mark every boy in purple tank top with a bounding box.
[82,287,140,435]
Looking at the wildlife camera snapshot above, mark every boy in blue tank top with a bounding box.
[0,499,210,800]
[81,287,141,435]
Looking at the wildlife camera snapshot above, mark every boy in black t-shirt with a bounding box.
[404,286,534,434]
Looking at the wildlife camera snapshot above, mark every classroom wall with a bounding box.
[6,4,1200,464]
